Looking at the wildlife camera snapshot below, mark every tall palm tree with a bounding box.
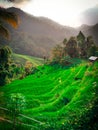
[0,7,19,39]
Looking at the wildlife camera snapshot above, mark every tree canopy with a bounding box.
[51,31,98,65]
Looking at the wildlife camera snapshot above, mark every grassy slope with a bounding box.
[0,61,98,130]
[12,53,44,66]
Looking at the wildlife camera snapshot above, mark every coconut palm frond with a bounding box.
[0,24,10,39]
[0,8,19,28]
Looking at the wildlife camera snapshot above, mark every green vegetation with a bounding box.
[12,53,44,66]
[0,46,12,86]
[51,31,98,65]
[0,47,44,86]
[0,60,98,130]
[0,9,97,130]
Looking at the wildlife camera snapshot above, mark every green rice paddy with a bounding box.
[0,61,98,130]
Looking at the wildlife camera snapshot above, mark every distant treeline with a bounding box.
[50,31,98,65]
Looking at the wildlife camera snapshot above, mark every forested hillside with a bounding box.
[0,7,98,58]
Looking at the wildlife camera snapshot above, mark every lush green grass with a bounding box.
[0,61,98,130]
[12,53,44,66]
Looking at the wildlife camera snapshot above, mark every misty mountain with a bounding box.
[0,7,77,57]
[0,7,98,58]
[78,24,98,44]
[80,5,98,26]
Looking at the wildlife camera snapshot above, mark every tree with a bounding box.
[25,61,33,75]
[60,55,72,65]
[63,38,67,46]
[62,38,67,57]
[0,7,19,39]
[66,37,79,58]
[51,44,63,63]
[77,31,85,42]
[86,36,95,48]
[77,31,87,58]
[6,93,26,130]
[0,7,19,85]
[88,45,98,57]
[0,46,12,68]
[86,36,97,57]
[0,46,12,85]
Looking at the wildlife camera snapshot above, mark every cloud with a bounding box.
[0,0,32,8]
[13,0,32,8]
[0,0,13,8]
[3,0,31,3]
[80,5,98,25]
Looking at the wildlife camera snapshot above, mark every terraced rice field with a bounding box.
[0,61,98,130]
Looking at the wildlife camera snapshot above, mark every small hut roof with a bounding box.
[89,56,98,61]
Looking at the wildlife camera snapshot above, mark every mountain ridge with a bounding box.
[0,7,98,57]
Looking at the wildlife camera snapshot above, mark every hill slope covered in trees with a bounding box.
[0,7,76,57]
[0,7,98,58]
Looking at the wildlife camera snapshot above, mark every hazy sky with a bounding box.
[1,0,98,27]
